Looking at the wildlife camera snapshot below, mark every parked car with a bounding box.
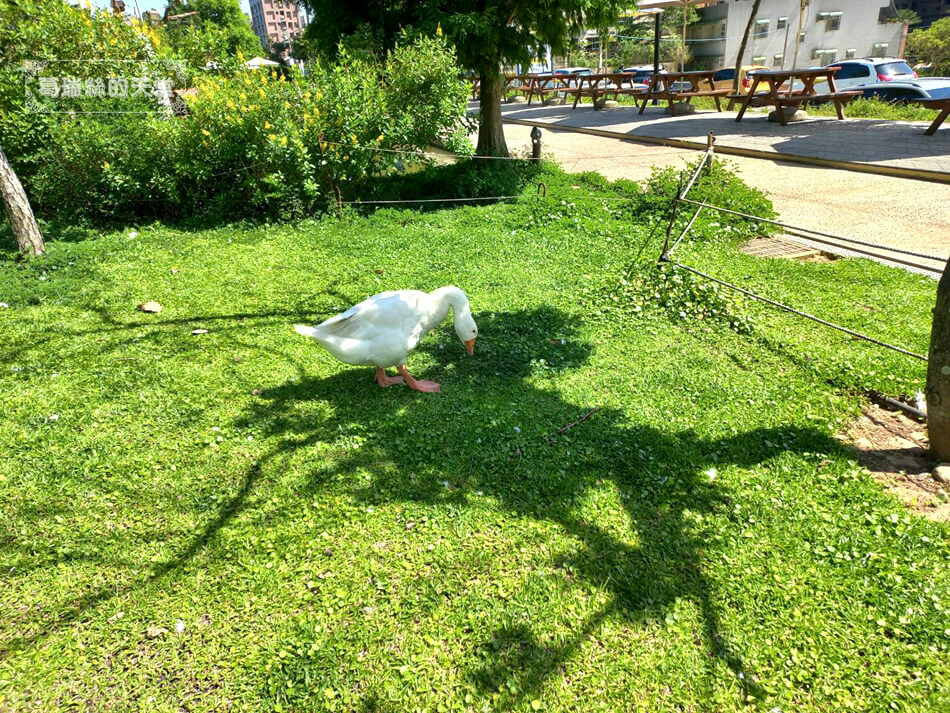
[549,66,594,89]
[619,66,658,83]
[554,67,593,77]
[858,77,950,102]
[813,57,917,93]
[712,65,769,94]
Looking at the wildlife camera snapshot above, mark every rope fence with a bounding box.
[657,136,933,362]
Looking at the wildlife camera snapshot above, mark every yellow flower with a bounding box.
[237,49,245,62]
[102,161,111,170]
[269,133,277,141]
[201,129,210,136]
[259,88,266,99]
[376,134,384,143]
[279,136,287,147]
[264,121,272,129]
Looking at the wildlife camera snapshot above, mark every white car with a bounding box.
[814,57,917,93]
[858,77,950,102]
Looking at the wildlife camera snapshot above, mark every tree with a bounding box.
[614,6,698,70]
[893,9,922,27]
[299,0,627,157]
[163,0,262,60]
[927,261,950,460]
[732,0,762,94]
[0,144,45,256]
[906,17,950,76]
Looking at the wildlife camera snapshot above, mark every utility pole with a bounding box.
[792,0,807,71]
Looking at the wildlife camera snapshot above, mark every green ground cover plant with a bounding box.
[0,161,947,712]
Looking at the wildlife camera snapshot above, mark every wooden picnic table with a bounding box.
[913,97,950,135]
[638,70,732,116]
[569,73,647,109]
[732,67,860,125]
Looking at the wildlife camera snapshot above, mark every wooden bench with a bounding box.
[734,69,861,124]
[638,71,729,116]
[504,75,535,102]
[914,97,950,135]
[524,75,577,106]
[670,88,732,110]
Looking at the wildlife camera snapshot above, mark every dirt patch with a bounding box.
[844,405,949,522]
[799,252,839,263]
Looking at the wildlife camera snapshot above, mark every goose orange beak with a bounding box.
[463,338,475,356]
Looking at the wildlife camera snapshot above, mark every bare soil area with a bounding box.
[844,405,950,522]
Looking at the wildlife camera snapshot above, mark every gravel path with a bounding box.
[500,123,950,273]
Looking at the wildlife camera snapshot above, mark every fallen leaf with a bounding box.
[191,329,209,335]
[138,301,162,313]
[146,626,167,639]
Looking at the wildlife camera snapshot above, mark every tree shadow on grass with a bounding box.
[242,305,844,709]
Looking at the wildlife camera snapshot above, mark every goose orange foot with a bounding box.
[397,364,440,393]
[375,368,405,387]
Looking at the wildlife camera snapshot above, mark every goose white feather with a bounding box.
[294,286,477,390]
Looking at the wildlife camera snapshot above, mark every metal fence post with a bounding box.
[531,126,542,163]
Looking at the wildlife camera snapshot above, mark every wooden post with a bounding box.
[704,132,715,175]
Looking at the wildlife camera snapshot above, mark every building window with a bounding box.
[845,48,856,59]
[799,32,806,43]
[812,48,837,62]
[818,12,842,31]
[773,54,784,66]
[754,19,769,38]
[872,42,888,55]
[777,17,787,31]
[720,23,726,39]
[752,55,767,65]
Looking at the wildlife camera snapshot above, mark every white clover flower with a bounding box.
[704,467,717,481]
[174,619,185,634]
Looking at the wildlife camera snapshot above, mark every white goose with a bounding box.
[294,286,477,393]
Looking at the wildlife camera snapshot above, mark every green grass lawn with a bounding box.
[0,163,947,712]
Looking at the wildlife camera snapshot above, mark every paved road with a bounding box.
[500,122,950,273]
[499,101,950,177]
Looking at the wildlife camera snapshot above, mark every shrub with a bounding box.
[645,157,777,242]
[24,34,471,224]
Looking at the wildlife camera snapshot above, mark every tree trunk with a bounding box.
[0,144,45,256]
[733,0,762,94]
[475,61,509,158]
[927,261,950,460]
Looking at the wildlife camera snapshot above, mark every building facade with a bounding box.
[893,0,950,27]
[688,0,908,70]
[248,0,304,49]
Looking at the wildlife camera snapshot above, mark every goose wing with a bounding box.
[314,291,426,341]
